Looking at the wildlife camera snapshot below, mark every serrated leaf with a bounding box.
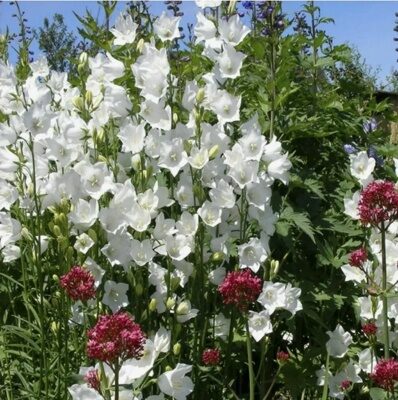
[281,207,316,243]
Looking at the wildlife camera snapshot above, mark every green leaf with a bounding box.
[369,388,388,400]
[280,207,316,243]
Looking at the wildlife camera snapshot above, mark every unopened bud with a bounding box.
[149,298,157,312]
[173,112,178,124]
[210,251,224,263]
[21,227,33,241]
[165,365,173,372]
[135,283,143,296]
[195,88,205,104]
[270,259,280,278]
[53,225,62,237]
[73,96,84,111]
[171,276,181,291]
[79,52,88,65]
[52,274,60,283]
[173,342,181,356]
[136,38,145,53]
[166,297,176,310]
[51,321,59,334]
[85,90,93,107]
[87,229,97,243]
[208,144,219,160]
[176,300,190,315]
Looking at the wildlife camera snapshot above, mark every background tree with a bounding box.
[37,13,78,72]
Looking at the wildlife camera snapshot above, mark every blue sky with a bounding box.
[0,1,397,85]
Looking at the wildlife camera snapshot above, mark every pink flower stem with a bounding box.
[245,318,255,400]
[381,221,390,359]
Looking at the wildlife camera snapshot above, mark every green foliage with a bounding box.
[38,14,78,72]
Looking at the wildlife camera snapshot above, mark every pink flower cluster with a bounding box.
[84,369,101,393]
[87,313,146,364]
[276,351,289,363]
[60,266,96,302]
[349,247,367,267]
[202,348,221,366]
[371,358,398,392]
[358,180,398,227]
[218,269,262,311]
[362,322,377,336]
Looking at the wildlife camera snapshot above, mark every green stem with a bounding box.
[262,366,281,400]
[114,359,119,400]
[381,222,390,359]
[321,352,330,400]
[245,319,255,400]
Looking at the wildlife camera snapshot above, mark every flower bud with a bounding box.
[165,365,173,372]
[85,90,93,107]
[53,225,62,237]
[173,112,178,124]
[136,38,144,53]
[208,144,219,160]
[51,321,59,334]
[52,274,60,283]
[135,283,143,296]
[149,298,157,312]
[21,227,33,241]
[195,88,205,104]
[79,51,88,65]
[176,300,190,315]
[73,96,84,111]
[173,342,181,356]
[166,297,176,310]
[171,276,181,292]
[210,251,224,263]
[270,259,280,278]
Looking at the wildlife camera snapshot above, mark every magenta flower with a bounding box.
[60,265,96,302]
[202,348,221,366]
[358,180,398,228]
[87,313,146,364]
[371,358,398,392]
[349,247,367,267]
[218,269,262,311]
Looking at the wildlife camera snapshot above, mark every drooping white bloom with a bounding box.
[119,339,157,383]
[246,180,272,211]
[68,199,99,231]
[83,258,105,288]
[219,14,250,46]
[358,348,376,373]
[118,120,146,154]
[195,0,222,8]
[154,326,171,355]
[209,89,241,124]
[283,283,303,315]
[158,138,188,177]
[188,145,209,170]
[208,266,226,285]
[111,12,138,45]
[68,384,102,400]
[213,312,230,340]
[158,363,194,400]
[350,151,375,185]
[0,212,21,249]
[176,211,199,237]
[326,324,353,358]
[217,43,246,79]
[131,238,155,266]
[209,180,235,209]
[257,282,286,315]
[197,201,222,227]
[343,191,360,220]
[140,99,172,130]
[102,280,129,313]
[74,160,114,200]
[238,237,267,273]
[101,233,134,267]
[194,13,217,45]
[0,179,18,210]
[248,310,273,342]
[154,12,181,42]
[340,263,367,283]
[176,299,199,323]
[165,234,192,261]
[74,233,94,254]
